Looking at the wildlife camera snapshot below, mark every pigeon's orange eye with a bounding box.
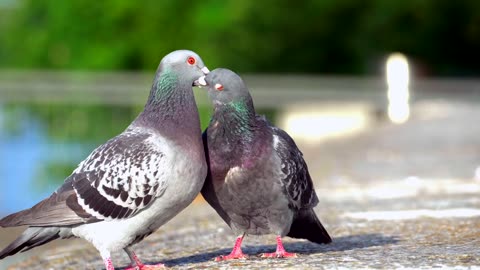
[215,83,224,91]
[187,56,196,65]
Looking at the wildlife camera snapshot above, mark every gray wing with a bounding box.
[71,131,168,220]
[0,131,168,227]
[271,126,319,210]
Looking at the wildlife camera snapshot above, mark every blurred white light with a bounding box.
[475,166,480,181]
[404,176,422,186]
[386,53,410,124]
[280,104,370,143]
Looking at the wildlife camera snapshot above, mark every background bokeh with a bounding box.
[1,1,480,269]
[0,0,479,213]
[0,0,479,75]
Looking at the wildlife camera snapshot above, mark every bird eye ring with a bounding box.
[215,83,224,91]
[187,56,196,65]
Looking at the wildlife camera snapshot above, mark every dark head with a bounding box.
[196,68,252,105]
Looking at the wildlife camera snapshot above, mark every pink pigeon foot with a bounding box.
[124,263,166,270]
[261,236,298,258]
[124,248,165,269]
[261,250,297,258]
[215,252,248,261]
[214,235,248,261]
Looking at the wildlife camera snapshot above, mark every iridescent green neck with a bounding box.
[213,97,257,141]
[227,99,251,117]
[152,68,178,102]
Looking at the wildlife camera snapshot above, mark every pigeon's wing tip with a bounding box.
[0,212,21,227]
[272,127,319,209]
[0,185,91,227]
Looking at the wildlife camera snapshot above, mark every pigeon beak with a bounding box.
[201,66,210,75]
[193,75,207,87]
[193,67,209,87]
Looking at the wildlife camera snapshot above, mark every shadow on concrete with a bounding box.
[159,233,399,267]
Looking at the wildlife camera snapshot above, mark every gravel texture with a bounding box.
[2,99,480,269]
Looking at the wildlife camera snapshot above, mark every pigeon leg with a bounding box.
[215,234,248,261]
[124,248,165,270]
[99,249,116,270]
[124,247,144,269]
[104,258,115,270]
[261,236,297,258]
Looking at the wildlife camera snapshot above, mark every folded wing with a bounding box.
[0,131,168,227]
[271,127,319,210]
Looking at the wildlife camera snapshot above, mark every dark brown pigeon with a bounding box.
[198,68,332,261]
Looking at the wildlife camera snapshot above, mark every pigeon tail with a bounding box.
[287,209,332,244]
[0,227,60,259]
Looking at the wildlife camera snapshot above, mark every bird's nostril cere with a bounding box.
[201,67,210,74]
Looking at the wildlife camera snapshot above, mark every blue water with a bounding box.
[0,107,92,216]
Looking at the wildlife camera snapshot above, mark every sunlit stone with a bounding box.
[344,208,480,221]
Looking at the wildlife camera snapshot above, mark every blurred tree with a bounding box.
[1,0,478,191]
[0,0,478,75]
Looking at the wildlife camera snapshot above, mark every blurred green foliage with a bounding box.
[0,0,479,75]
[11,103,140,140]
[0,0,478,189]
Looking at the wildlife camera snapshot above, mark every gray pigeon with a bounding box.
[0,50,210,270]
[198,68,331,260]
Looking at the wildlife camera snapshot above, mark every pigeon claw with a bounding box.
[260,251,298,258]
[214,253,248,261]
[124,263,166,270]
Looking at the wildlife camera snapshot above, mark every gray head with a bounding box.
[138,50,210,131]
[145,50,209,107]
[157,50,210,86]
[197,68,251,105]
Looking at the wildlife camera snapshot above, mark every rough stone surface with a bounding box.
[2,199,479,270]
[1,100,480,269]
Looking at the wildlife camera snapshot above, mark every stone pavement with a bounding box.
[1,100,480,269]
[3,196,479,270]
